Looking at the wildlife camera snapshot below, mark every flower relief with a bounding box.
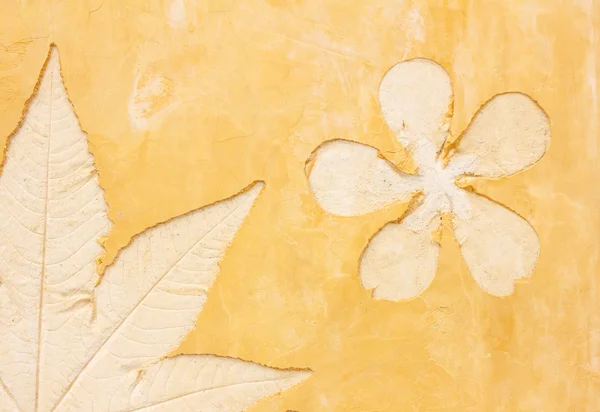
[305,59,550,301]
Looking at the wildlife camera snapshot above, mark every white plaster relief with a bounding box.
[0,47,310,412]
[307,58,550,301]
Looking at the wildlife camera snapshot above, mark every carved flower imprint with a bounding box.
[306,59,550,301]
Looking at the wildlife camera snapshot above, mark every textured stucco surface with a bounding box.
[0,0,599,410]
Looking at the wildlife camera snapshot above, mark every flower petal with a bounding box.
[453,93,550,178]
[306,140,418,216]
[379,59,453,158]
[453,191,540,296]
[360,217,441,301]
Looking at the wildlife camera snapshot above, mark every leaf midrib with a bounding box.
[34,59,55,412]
[124,375,293,412]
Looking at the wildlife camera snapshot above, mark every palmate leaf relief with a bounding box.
[306,59,550,301]
[0,47,310,412]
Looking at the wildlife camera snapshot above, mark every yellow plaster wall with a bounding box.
[0,0,599,410]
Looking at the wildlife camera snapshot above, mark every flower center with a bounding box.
[417,156,457,212]
[409,138,474,219]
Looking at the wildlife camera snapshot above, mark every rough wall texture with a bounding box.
[0,0,599,410]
